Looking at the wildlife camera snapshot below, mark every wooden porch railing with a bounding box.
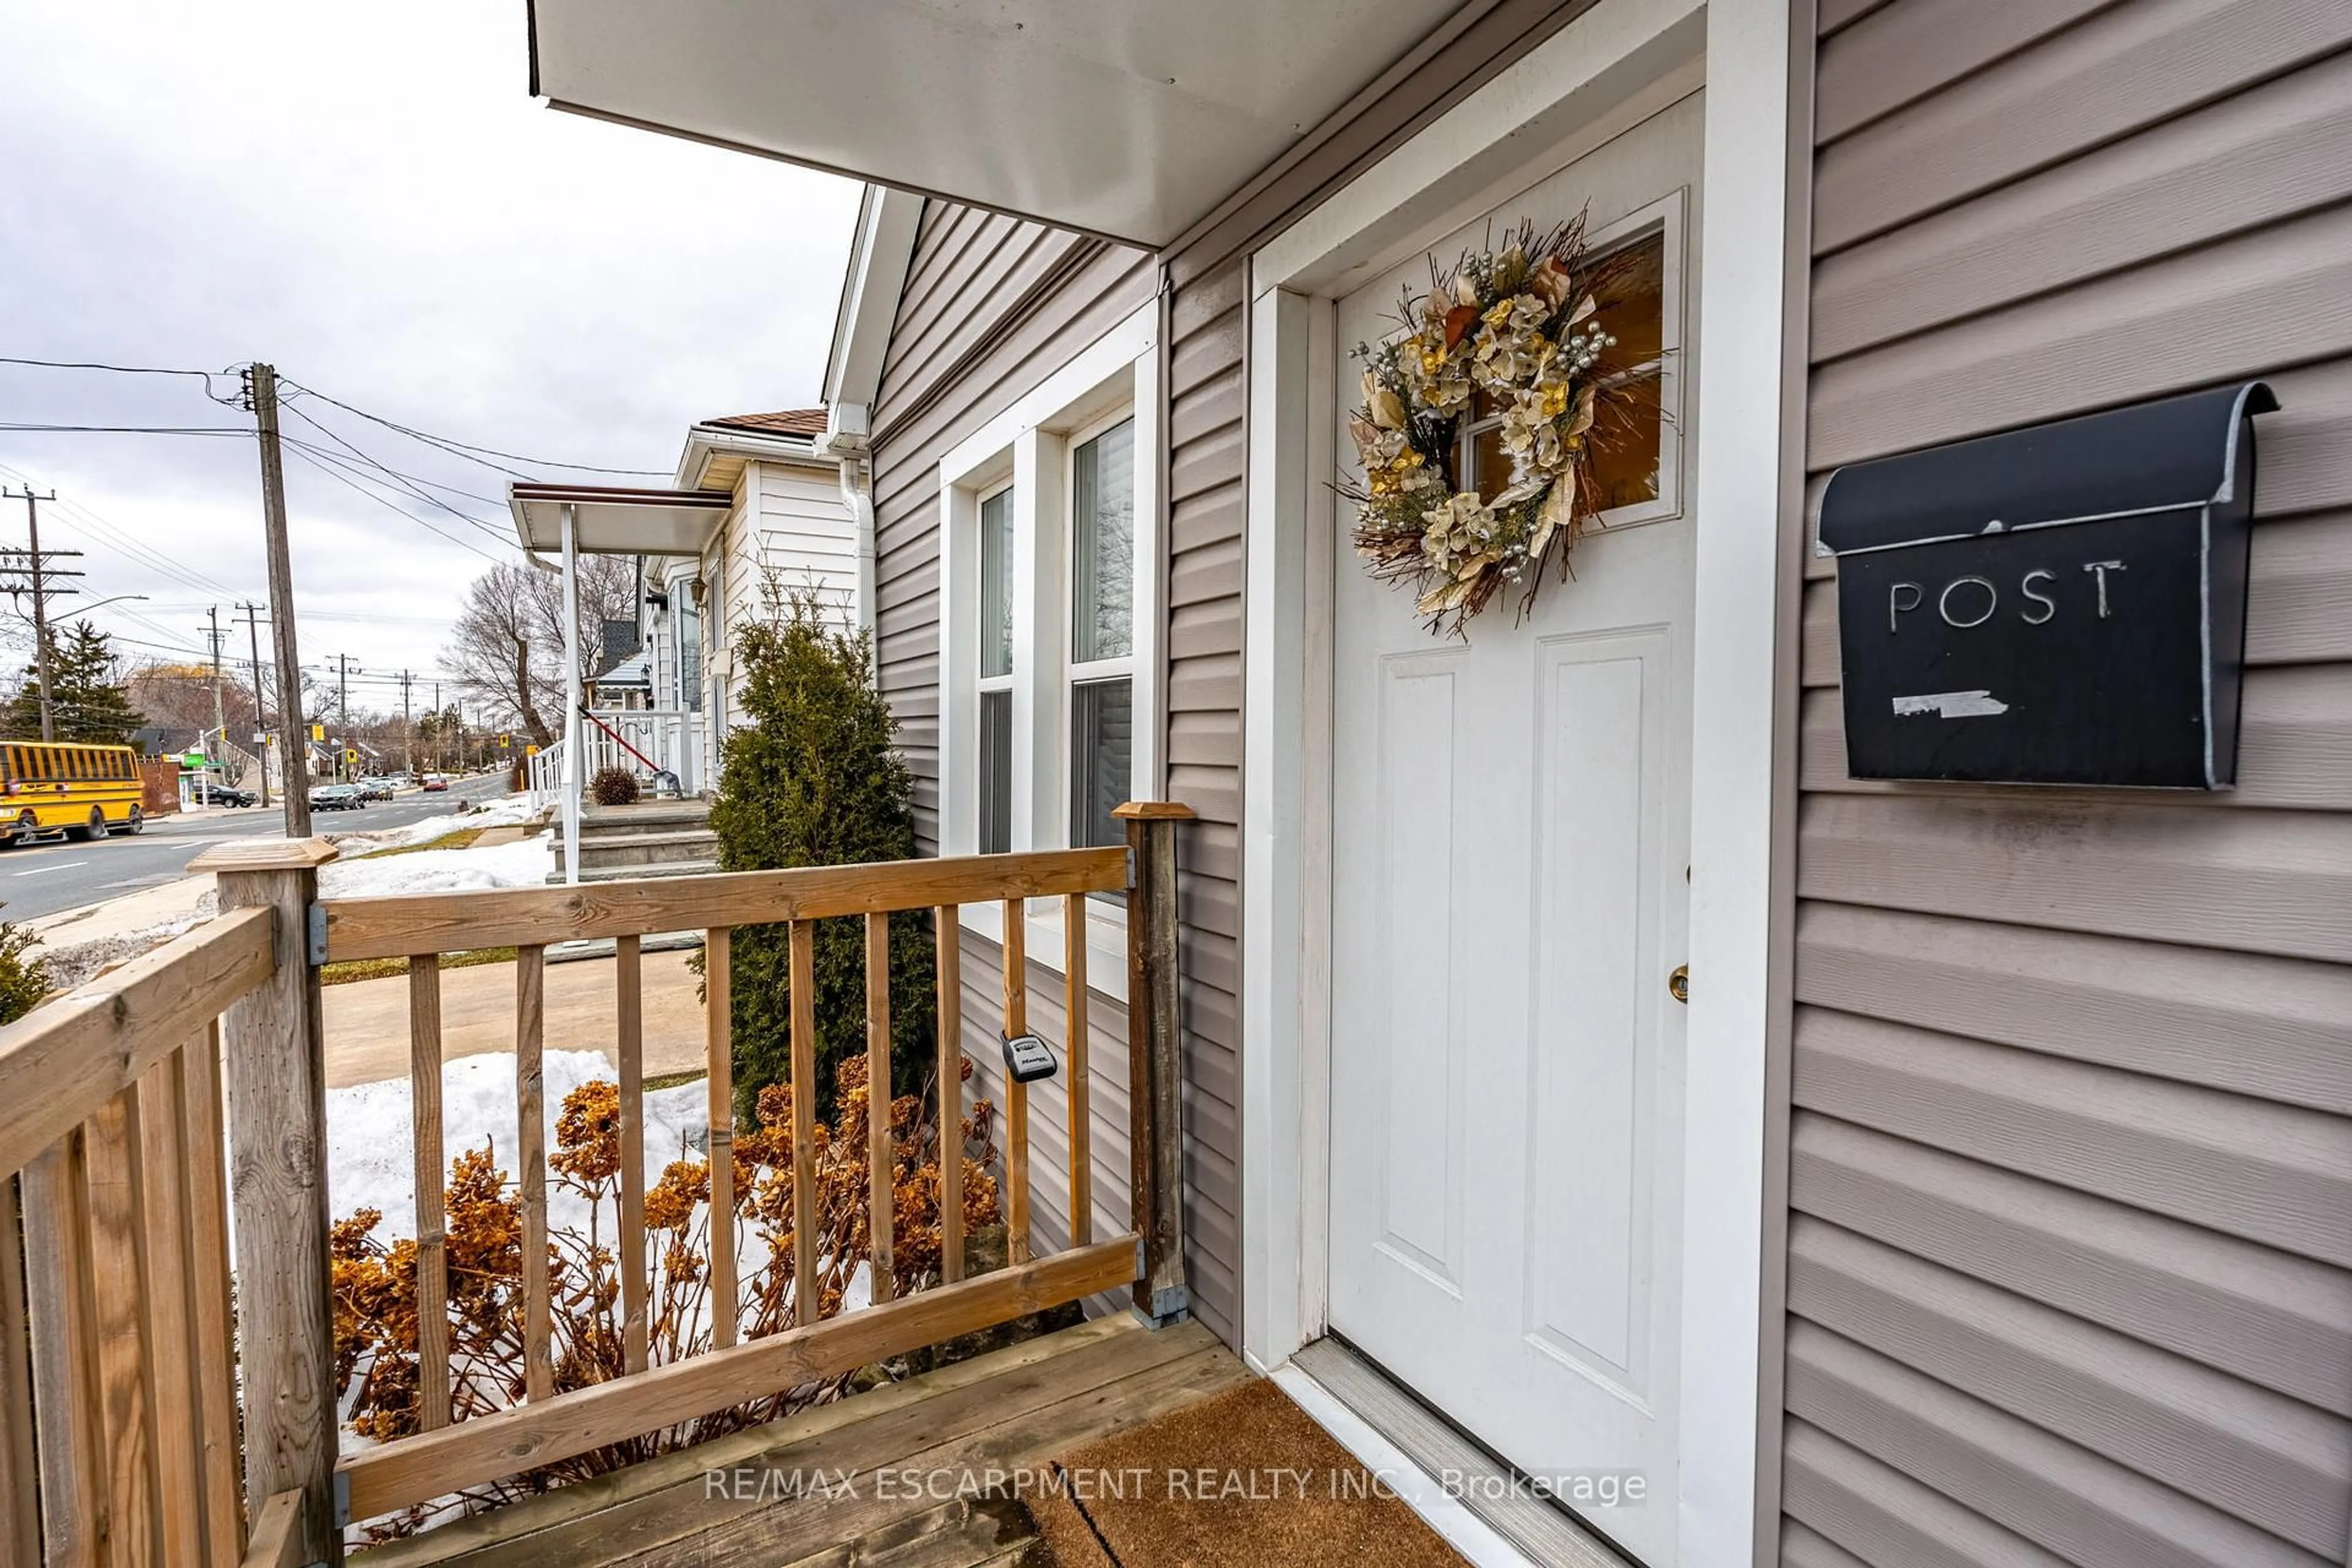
[2,804,1195,1562]
[0,905,279,1568]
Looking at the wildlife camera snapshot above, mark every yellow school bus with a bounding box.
[1,741,146,843]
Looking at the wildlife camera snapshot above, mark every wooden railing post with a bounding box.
[189,837,341,1564]
[1115,802,1193,1327]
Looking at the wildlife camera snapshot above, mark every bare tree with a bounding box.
[440,556,638,748]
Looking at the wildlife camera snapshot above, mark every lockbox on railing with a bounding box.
[1815,382,2277,790]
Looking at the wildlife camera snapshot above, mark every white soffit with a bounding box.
[527,0,1466,247]
[509,485,731,556]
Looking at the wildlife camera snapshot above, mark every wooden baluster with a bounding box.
[132,1057,205,1566]
[516,944,552,1402]
[409,957,451,1428]
[1063,894,1091,1249]
[1001,900,1030,1265]
[865,913,893,1306]
[935,907,963,1287]
[1,1171,40,1568]
[705,927,738,1349]
[1118,802,1195,1326]
[22,1136,104,1568]
[85,1089,159,1561]
[616,934,649,1375]
[789,919,819,1325]
[182,1022,243,1568]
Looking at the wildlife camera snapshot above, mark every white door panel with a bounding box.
[1326,91,1700,1567]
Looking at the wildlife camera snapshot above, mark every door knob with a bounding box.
[1668,965,1689,1004]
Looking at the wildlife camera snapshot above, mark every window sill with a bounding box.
[958,895,1129,1008]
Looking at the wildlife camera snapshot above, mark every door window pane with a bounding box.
[1069,677,1132,851]
[981,488,1016,679]
[978,688,1012,855]
[1071,420,1134,663]
[1586,228,1668,513]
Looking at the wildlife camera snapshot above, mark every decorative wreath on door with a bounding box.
[1343,213,1649,637]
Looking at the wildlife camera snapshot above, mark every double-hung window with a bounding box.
[940,302,1160,990]
[977,484,1017,856]
[1066,416,1135,853]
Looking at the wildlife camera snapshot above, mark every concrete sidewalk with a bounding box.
[321,947,709,1089]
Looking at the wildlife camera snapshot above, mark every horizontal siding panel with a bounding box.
[1789,1216,2352,1554]
[1781,1520,1875,1568]
[1168,532,1243,609]
[1809,203,2352,469]
[1811,0,2352,252]
[1813,50,2352,360]
[1793,1114,2352,1415]
[1795,902,2352,1112]
[1798,793,2352,963]
[1796,666,2352,812]
[1787,1319,2329,1568]
[1814,0,2114,145]
[1794,1008,2352,1266]
[1784,1417,2074,1568]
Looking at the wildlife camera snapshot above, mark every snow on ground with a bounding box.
[318,830,552,900]
[328,1049,707,1242]
[326,791,542,857]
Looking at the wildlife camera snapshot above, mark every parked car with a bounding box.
[202,785,258,808]
[307,783,364,811]
[357,777,395,802]
[421,773,449,792]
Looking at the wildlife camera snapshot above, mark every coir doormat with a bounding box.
[1023,1378,1466,1567]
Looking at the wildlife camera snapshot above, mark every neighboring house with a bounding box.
[529,4,2352,1566]
[510,406,862,869]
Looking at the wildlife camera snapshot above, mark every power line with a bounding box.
[0,466,243,598]
[0,356,246,404]
[278,442,505,564]
[274,376,670,477]
[0,423,250,436]
[276,413,516,543]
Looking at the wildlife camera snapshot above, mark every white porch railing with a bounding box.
[528,710,704,809]
[576,707,706,796]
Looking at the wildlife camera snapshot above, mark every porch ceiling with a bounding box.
[508,483,731,556]
[526,0,1467,247]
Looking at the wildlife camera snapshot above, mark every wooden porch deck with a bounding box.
[352,1314,1247,1568]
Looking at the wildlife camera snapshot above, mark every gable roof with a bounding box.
[701,408,827,437]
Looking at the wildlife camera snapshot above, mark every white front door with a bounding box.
[1326,93,1701,1567]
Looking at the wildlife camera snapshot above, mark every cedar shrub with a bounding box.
[707,581,934,1120]
[0,911,45,1025]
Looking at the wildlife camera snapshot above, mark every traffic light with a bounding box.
[310,723,325,742]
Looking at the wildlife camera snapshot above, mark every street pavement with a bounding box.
[0,772,510,922]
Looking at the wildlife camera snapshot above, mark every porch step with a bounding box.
[577,829,720,867]
[579,799,712,835]
[573,858,721,883]
[345,1315,1241,1568]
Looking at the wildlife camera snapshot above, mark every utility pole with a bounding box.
[0,489,86,742]
[329,653,357,782]
[244,363,309,837]
[398,669,415,775]
[235,600,271,807]
[200,607,228,806]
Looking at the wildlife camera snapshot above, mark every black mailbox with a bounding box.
[1817,382,2276,790]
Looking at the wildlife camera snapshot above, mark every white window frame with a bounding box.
[938,300,1162,1001]
[975,480,1017,853]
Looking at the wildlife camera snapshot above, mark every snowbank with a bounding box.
[326,791,542,857]
[328,1050,707,1241]
[318,831,552,900]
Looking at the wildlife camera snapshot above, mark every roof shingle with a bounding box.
[702,408,827,437]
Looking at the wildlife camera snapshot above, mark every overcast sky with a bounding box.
[0,1,861,724]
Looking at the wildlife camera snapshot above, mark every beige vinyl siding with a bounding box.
[860,202,1234,1326]
[1782,2,2352,1563]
